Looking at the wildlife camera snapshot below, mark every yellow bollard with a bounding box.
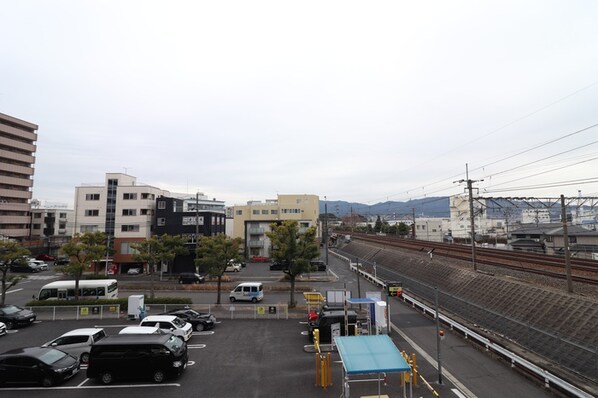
[411,353,418,387]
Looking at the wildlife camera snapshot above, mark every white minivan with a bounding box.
[229,282,263,303]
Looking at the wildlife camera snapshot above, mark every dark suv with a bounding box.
[177,272,205,284]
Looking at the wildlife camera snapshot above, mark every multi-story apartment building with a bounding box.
[30,205,74,256]
[74,173,169,273]
[231,194,320,259]
[154,194,226,273]
[0,112,38,240]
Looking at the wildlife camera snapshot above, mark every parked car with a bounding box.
[250,255,269,262]
[29,259,48,271]
[86,334,187,385]
[0,305,36,330]
[118,326,165,335]
[139,315,193,341]
[269,260,289,271]
[161,308,216,331]
[9,261,41,273]
[127,267,141,275]
[309,259,327,272]
[35,254,56,262]
[0,346,80,387]
[55,256,70,265]
[42,328,106,364]
[177,272,205,284]
[0,322,6,337]
[225,262,242,272]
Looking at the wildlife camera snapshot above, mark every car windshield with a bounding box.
[171,317,186,328]
[164,335,184,352]
[2,305,22,314]
[38,349,68,365]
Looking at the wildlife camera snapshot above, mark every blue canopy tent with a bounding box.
[335,335,412,398]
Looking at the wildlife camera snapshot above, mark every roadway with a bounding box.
[0,257,554,397]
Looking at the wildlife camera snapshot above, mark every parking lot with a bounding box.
[0,315,414,397]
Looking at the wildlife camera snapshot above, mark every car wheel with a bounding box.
[251,297,258,303]
[80,352,90,364]
[229,297,236,302]
[4,321,14,330]
[152,370,166,383]
[100,371,114,385]
[194,323,205,332]
[41,376,54,387]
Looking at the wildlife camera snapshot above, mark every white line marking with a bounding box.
[452,388,469,398]
[0,288,23,296]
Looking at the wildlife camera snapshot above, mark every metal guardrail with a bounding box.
[331,250,595,398]
[26,305,121,321]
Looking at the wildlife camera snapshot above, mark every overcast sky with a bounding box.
[2,1,598,208]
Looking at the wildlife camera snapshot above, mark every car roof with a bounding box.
[119,326,163,334]
[93,334,172,346]
[0,346,60,357]
[141,315,178,322]
[59,328,104,337]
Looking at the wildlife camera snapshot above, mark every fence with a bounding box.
[27,303,289,322]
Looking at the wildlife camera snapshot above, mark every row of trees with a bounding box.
[0,220,319,308]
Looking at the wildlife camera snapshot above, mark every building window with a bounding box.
[123,193,137,200]
[261,210,269,214]
[140,209,151,215]
[158,201,166,209]
[120,242,138,255]
[33,224,41,230]
[157,218,165,226]
[253,210,260,215]
[121,225,140,232]
[122,209,137,216]
[235,210,242,215]
[300,222,309,228]
[80,225,98,232]
[59,213,67,218]
[33,213,42,219]
[85,210,99,216]
[271,210,278,215]
[59,222,66,229]
[141,193,154,200]
[86,193,100,201]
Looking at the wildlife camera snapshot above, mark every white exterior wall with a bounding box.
[74,186,106,234]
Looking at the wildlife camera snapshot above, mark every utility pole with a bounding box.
[324,196,329,266]
[412,208,416,239]
[455,164,483,272]
[561,195,574,293]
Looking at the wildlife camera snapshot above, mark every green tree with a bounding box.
[374,216,383,233]
[132,234,188,299]
[58,232,108,299]
[397,222,411,236]
[266,220,319,308]
[0,240,30,305]
[195,234,243,304]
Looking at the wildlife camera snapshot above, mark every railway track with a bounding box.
[349,232,598,285]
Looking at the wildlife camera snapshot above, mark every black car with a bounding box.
[310,259,327,272]
[9,262,40,273]
[55,256,70,265]
[0,305,36,330]
[177,272,205,284]
[269,261,290,271]
[0,346,80,387]
[161,308,216,331]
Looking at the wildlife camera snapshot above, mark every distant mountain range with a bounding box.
[320,197,450,218]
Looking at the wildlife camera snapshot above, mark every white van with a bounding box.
[229,282,264,303]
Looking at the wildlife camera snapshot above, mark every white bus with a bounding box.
[37,279,118,300]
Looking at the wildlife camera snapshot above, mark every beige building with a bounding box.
[0,112,38,240]
[74,173,169,271]
[231,194,320,258]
